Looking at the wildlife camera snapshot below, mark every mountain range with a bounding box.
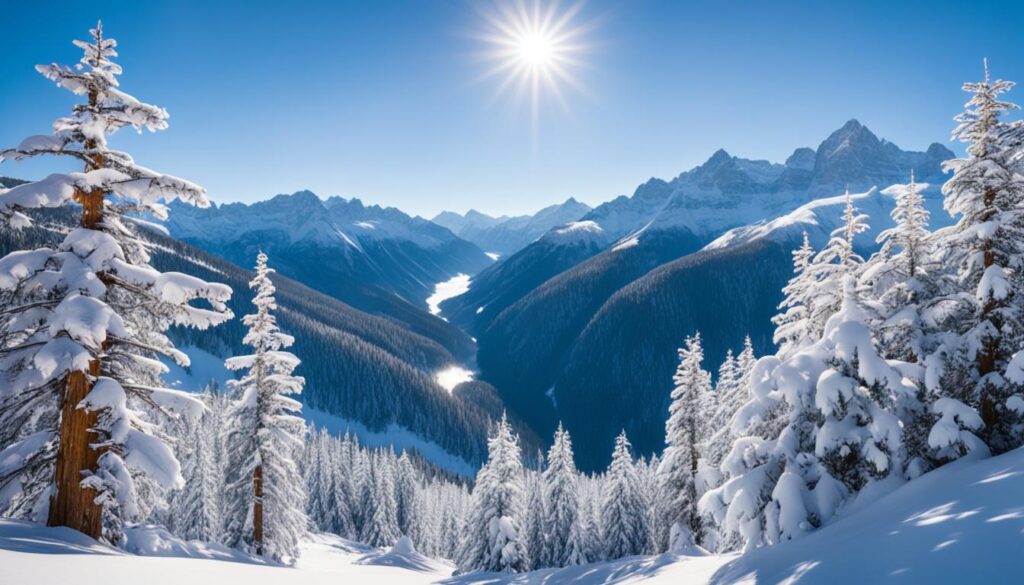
[439,119,956,469]
[431,197,593,257]
[3,119,955,472]
[163,191,492,348]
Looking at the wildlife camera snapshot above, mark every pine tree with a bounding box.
[773,231,817,358]
[304,428,331,532]
[394,451,420,543]
[600,432,650,560]
[923,61,1024,456]
[658,333,712,549]
[736,336,757,388]
[170,390,222,542]
[329,436,356,538]
[457,413,528,573]
[221,252,307,563]
[542,423,583,567]
[702,276,916,550]
[0,23,232,543]
[363,452,400,547]
[520,470,546,569]
[806,192,870,338]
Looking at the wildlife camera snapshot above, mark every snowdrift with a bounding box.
[711,447,1024,584]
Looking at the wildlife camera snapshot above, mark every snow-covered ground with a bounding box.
[426,274,471,318]
[6,446,1024,584]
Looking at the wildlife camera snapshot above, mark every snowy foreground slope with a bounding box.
[5,446,1024,584]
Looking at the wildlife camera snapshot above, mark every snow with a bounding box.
[0,522,452,585]
[555,220,603,235]
[435,365,475,393]
[426,273,471,318]
[710,446,1024,584]
[704,184,950,253]
[486,252,501,261]
[613,236,640,251]
[6,447,1024,582]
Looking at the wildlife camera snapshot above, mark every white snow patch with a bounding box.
[555,220,603,235]
[435,366,474,393]
[613,236,640,251]
[354,221,376,229]
[426,274,471,318]
[485,252,501,261]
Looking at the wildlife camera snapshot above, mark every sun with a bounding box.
[477,0,589,127]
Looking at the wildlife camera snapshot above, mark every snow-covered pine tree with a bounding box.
[0,23,232,543]
[702,276,916,550]
[773,231,817,359]
[457,413,528,573]
[221,252,307,563]
[170,389,222,542]
[699,341,758,552]
[362,451,400,547]
[737,336,757,387]
[329,434,356,538]
[352,437,373,536]
[394,451,420,544]
[657,333,712,549]
[542,423,583,567]
[923,61,1024,456]
[813,276,911,493]
[806,193,871,340]
[520,470,546,570]
[600,431,651,560]
[304,428,331,532]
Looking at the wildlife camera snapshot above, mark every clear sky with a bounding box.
[3,0,1023,217]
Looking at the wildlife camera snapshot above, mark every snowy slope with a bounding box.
[710,447,1024,584]
[5,446,1024,583]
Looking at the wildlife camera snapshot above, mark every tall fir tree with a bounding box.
[0,23,231,543]
[394,451,421,543]
[457,413,528,573]
[542,423,584,567]
[170,390,223,542]
[221,252,307,563]
[600,432,651,560]
[362,451,400,547]
[658,333,712,549]
[773,231,817,359]
[923,61,1024,456]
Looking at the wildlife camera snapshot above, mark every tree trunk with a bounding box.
[47,82,109,537]
[47,360,104,538]
[252,463,264,556]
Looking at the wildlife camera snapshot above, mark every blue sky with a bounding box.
[2,0,1023,217]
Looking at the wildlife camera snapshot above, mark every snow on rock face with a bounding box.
[704,183,953,253]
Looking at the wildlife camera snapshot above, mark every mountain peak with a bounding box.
[706,148,733,166]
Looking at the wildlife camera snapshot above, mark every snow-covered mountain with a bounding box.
[164,191,494,319]
[446,120,954,469]
[431,197,592,257]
